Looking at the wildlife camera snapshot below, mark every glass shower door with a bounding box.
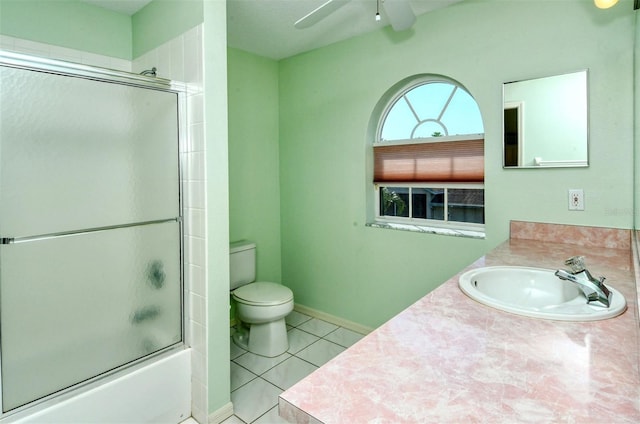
[0,65,180,236]
[0,54,183,412]
[0,223,182,411]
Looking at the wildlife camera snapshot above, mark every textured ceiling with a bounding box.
[83,0,463,60]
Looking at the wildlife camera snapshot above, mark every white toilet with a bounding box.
[230,241,294,357]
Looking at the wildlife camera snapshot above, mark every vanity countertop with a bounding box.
[279,225,640,423]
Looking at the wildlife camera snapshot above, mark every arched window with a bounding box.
[372,76,485,236]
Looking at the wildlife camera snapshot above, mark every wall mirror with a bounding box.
[503,70,588,168]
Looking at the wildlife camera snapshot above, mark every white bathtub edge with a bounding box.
[7,348,191,424]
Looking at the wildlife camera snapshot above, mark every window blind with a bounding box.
[373,138,484,183]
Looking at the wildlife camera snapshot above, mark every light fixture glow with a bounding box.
[594,0,619,9]
[375,12,381,21]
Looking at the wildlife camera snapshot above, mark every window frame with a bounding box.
[374,182,485,232]
[371,76,485,236]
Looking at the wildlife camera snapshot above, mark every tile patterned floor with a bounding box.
[222,311,365,424]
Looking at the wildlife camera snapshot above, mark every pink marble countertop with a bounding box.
[280,227,640,423]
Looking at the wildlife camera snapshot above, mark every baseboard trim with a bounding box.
[208,402,233,424]
[293,304,373,335]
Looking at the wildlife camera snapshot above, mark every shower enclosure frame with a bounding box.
[0,50,190,421]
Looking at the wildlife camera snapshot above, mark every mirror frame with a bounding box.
[502,69,589,169]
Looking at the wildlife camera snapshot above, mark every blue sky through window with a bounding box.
[380,81,483,141]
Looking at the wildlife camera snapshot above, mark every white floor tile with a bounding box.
[287,328,320,354]
[231,378,282,423]
[179,418,199,424]
[228,318,364,423]
[253,406,290,424]
[233,351,291,375]
[230,336,247,360]
[285,310,312,327]
[323,327,365,348]
[230,362,257,391]
[297,318,338,337]
[296,339,345,367]
[262,357,318,390]
[220,415,244,424]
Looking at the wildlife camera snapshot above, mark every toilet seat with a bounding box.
[233,281,293,306]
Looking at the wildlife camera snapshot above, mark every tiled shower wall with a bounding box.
[0,26,208,423]
[133,25,208,423]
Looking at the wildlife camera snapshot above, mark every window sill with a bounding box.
[366,221,485,239]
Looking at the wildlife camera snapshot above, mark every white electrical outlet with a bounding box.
[568,189,584,211]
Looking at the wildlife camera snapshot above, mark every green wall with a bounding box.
[228,48,282,283]
[132,0,203,58]
[0,0,131,59]
[0,0,203,60]
[272,0,635,328]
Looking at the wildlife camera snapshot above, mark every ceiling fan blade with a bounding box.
[382,0,416,31]
[294,0,350,29]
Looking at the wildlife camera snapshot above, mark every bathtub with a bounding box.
[0,348,191,424]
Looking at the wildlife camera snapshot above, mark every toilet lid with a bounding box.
[232,282,293,306]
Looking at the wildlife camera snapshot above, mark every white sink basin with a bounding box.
[458,266,626,321]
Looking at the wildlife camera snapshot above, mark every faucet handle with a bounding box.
[564,255,586,273]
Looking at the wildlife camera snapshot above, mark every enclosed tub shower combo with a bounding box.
[0,51,190,423]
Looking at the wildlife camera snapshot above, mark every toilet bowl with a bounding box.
[230,241,294,357]
[232,281,294,357]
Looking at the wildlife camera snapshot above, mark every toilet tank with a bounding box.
[230,241,256,290]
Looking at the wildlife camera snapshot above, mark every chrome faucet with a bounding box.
[554,256,612,307]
